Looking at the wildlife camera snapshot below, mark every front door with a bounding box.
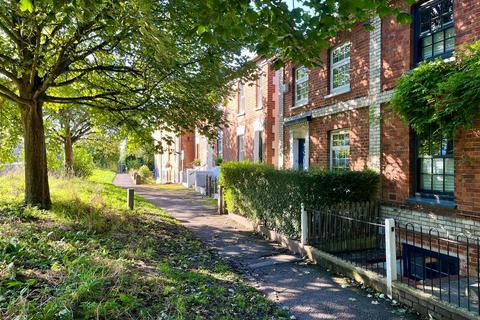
[297,138,305,170]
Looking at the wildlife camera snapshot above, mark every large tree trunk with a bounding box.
[64,130,74,176]
[21,102,52,209]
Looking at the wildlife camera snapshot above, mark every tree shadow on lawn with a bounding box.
[0,197,290,320]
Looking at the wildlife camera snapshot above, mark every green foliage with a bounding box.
[214,156,223,167]
[79,132,121,170]
[126,158,143,171]
[220,162,380,239]
[0,170,289,319]
[137,165,152,181]
[391,40,480,138]
[72,147,94,178]
[191,159,201,167]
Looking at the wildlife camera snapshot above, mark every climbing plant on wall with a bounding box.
[391,40,480,138]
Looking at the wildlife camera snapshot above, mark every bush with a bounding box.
[214,157,223,166]
[73,147,94,178]
[220,162,380,239]
[126,158,142,170]
[138,165,152,181]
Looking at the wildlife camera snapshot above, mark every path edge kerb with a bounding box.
[227,212,479,320]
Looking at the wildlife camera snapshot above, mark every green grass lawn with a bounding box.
[0,170,288,320]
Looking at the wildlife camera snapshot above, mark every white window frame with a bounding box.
[238,83,245,114]
[330,129,350,171]
[294,66,308,107]
[254,130,263,162]
[256,75,263,109]
[289,125,309,171]
[238,134,245,161]
[330,43,351,95]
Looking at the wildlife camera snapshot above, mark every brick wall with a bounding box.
[283,23,370,119]
[382,0,480,91]
[309,108,370,170]
[181,132,195,169]
[455,121,480,214]
[381,106,412,204]
[222,61,278,166]
[379,0,480,218]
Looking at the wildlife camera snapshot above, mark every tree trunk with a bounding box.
[64,130,74,176]
[21,101,52,209]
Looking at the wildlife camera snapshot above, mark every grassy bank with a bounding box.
[0,170,288,319]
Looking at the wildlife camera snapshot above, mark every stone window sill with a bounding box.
[325,88,351,99]
[405,196,456,209]
[292,100,309,109]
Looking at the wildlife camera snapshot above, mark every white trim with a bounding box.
[330,42,351,95]
[237,134,245,161]
[294,66,309,107]
[254,118,264,132]
[289,123,309,171]
[257,74,263,109]
[238,83,245,114]
[236,125,245,136]
[329,129,350,171]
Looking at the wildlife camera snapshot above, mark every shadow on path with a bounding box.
[114,174,418,320]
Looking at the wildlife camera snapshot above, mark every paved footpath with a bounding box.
[114,174,418,320]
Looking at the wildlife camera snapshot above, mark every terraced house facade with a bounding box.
[222,58,283,167]
[279,0,480,235]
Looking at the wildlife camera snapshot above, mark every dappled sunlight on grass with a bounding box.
[0,169,288,319]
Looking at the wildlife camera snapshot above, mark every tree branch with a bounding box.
[44,91,121,103]
[0,83,29,105]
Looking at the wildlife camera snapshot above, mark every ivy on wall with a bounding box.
[391,40,480,138]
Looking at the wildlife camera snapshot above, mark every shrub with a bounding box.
[126,158,142,170]
[138,165,152,181]
[220,161,380,239]
[73,147,94,178]
[191,159,201,167]
[214,157,223,167]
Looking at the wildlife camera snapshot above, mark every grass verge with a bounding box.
[0,169,288,319]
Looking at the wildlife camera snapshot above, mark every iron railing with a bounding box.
[306,202,480,315]
[395,223,480,314]
[307,202,387,276]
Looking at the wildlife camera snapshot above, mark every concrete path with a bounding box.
[114,174,418,320]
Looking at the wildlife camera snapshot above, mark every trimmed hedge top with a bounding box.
[220,161,380,239]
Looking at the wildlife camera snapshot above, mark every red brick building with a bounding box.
[222,58,282,167]
[279,0,480,236]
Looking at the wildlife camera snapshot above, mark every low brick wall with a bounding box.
[228,212,479,320]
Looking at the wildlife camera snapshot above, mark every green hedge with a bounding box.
[220,162,380,239]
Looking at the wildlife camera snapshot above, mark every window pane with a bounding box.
[332,64,349,89]
[420,174,432,190]
[423,35,432,47]
[445,176,454,192]
[296,67,307,80]
[433,175,444,191]
[296,82,308,102]
[423,45,433,59]
[433,35,444,55]
[445,37,455,52]
[433,158,444,174]
[421,158,432,174]
[445,27,455,39]
[445,158,454,174]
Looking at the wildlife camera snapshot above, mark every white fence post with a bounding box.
[385,218,397,299]
[301,203,308,245]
